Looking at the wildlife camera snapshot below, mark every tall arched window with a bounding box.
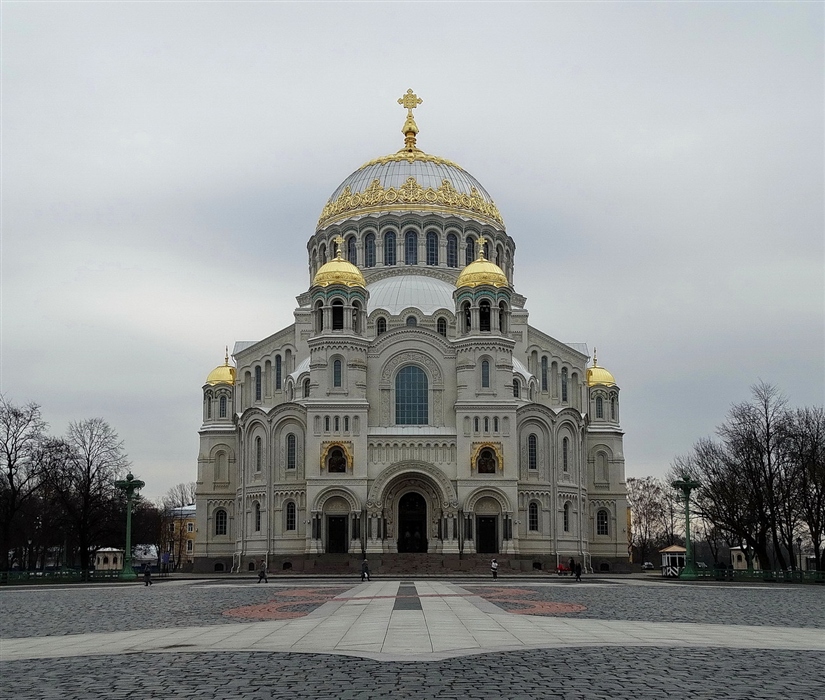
[275,355,282,390]
[528,434,537,469]
[479,300,491,332]
[206,392,212,419]
[352,301,361,334]
[319,243,327,264]
[286,502,296,531]
[499,302,507,334]
[395,365,428,425]
[496,244,504,266]
[446,233,458,267]
[483,240,490,259]
[426,231,438,265]
[303,379,310,398]
[255,366,262,401]
[597,509,609,536]
[364,233,376,267]
[405,231,418,265]
[541,357,548,392]
[474,416,479,433]
[315,300,324,332]
[215,509,227,536]
[481,360,490,388]
[254,502,261,532]
[384,232,396,265]
[376,317,387,335]
[463,302,471,333]
[563,502,571,532]
[597,452,609,482]
[562,437,569,472]
[484,417,489,432]
[255,437,262,472]
[332,300,344,330]
[596,396,604,418]
[437,317,447,337]
[219,395,227,418]
[465,236,475,265]
[513,379,520,398]
[286,433,296,469]
[610,396,617,420]
[561,368,568,402]
[333,359,342,387]
[347,236,357,264]
[528,502,539,531]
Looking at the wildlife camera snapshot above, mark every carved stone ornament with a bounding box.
[470,442,504,472]
[319,441,354,473]
[381,351,443,384]
[366,460,458,510]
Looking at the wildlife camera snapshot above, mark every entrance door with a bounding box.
[326,515,348,553]
[476,516,498,553]
[397,492,427,553]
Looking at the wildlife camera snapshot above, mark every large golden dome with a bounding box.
[456,239,509,288]
[317,89,504,231]
[313,236,366,288]
[586,351,617,387]
[206,351,236,385]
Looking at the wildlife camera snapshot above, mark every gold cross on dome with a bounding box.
[332,234,345,258]
[477,235,487,260]
[398,89,423,116]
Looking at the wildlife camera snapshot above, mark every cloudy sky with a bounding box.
[3,2,822,500]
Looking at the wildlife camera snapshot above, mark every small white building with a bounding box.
[94,548,124,571]
[659,544,686,577]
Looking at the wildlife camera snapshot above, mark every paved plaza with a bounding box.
[1,576,823,699]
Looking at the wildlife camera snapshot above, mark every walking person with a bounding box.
[568,557,575,576]
[575,562,582,582]
[143,563,152,586]
[360,558,370,582]
[257,560,268,583]
[491,558,499,579]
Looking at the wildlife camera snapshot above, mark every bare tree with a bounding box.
[161,482,196,570]
[45,419,129,571]
[626,476,666,565]
[0,398,47,570]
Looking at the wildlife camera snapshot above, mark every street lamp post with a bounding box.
[671,475,702,581]
[796,536,802,574]
[114,473,145,581]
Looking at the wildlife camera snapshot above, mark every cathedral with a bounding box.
[193,91,629,574]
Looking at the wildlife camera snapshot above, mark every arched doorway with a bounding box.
[397,492,427,553]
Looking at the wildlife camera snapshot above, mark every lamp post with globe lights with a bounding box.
[114,473,145,580]
[671,475,702,580]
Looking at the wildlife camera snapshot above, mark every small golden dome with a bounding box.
[206,349,236,386]
[456,237,509,288]
[313,235,366,288]
[586,349,616,387]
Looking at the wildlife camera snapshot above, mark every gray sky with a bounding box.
[3,2,823,501]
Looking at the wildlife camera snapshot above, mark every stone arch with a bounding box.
[465,487,511,514]
[380,350,444,385]
[366,460,458,512]
[313,487,360,513]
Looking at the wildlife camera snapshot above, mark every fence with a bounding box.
[0,569,128,585]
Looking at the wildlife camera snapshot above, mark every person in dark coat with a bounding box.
[361,558,370,582]
[257,561,268,583]
[575,562,582,582]
[143,563,152,586]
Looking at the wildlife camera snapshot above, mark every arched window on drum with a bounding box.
[395,365,428,425]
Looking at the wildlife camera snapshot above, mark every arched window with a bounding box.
[406,316,417,327]
[275,355,282,391]
[255,366,262,401]
[206,392,212,419]
[332,300,344,330]
[541,357,548,392]
[493,417,499,432]
[255,437,262,472]
[324,416,330,432]
[611,396,617,420]
[447,233,458,267]
[597,509,609,536]
[286,502,296,531]
[596,396,603,419]
[465,236,475,265]
[328,447,347,473]
[496,244,504,266]
[376,317,387,335]
[286,433,296,469]
[352,301,361,334]
[483,240,490,259]
[563,437,569,472]
[513,379,520,398]
[405,231,418,265]
[528,502,539,531]
[561,368,568,402]
[219,395,227,418]
[477,448,496,473]
[426,231,438,265]
[334,416,340,432]
[103,556,109,565]
[303,379,310,398]
[344,415,349,432]
[315,300,324,332]
[437,317,447,337]
[384,231,396,265]
[499,302,507,334]
[474,416,479,433]
[364,233,376,267]
[215,509,227,536]
[395,365,428,425]
[481,360,490,388]
[333,359,342,387]
[597,452,609,482]
[347,236,357,264]
[479,300,491,332]
[319,243,327,264]
[563,502,571,532]
[463,302,471,333]
[484,416,489,433]
[528,434,537,469]
[254,502,261,532]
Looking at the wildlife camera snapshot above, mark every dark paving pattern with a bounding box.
[467,582,825,628]
[3,648,822,699]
